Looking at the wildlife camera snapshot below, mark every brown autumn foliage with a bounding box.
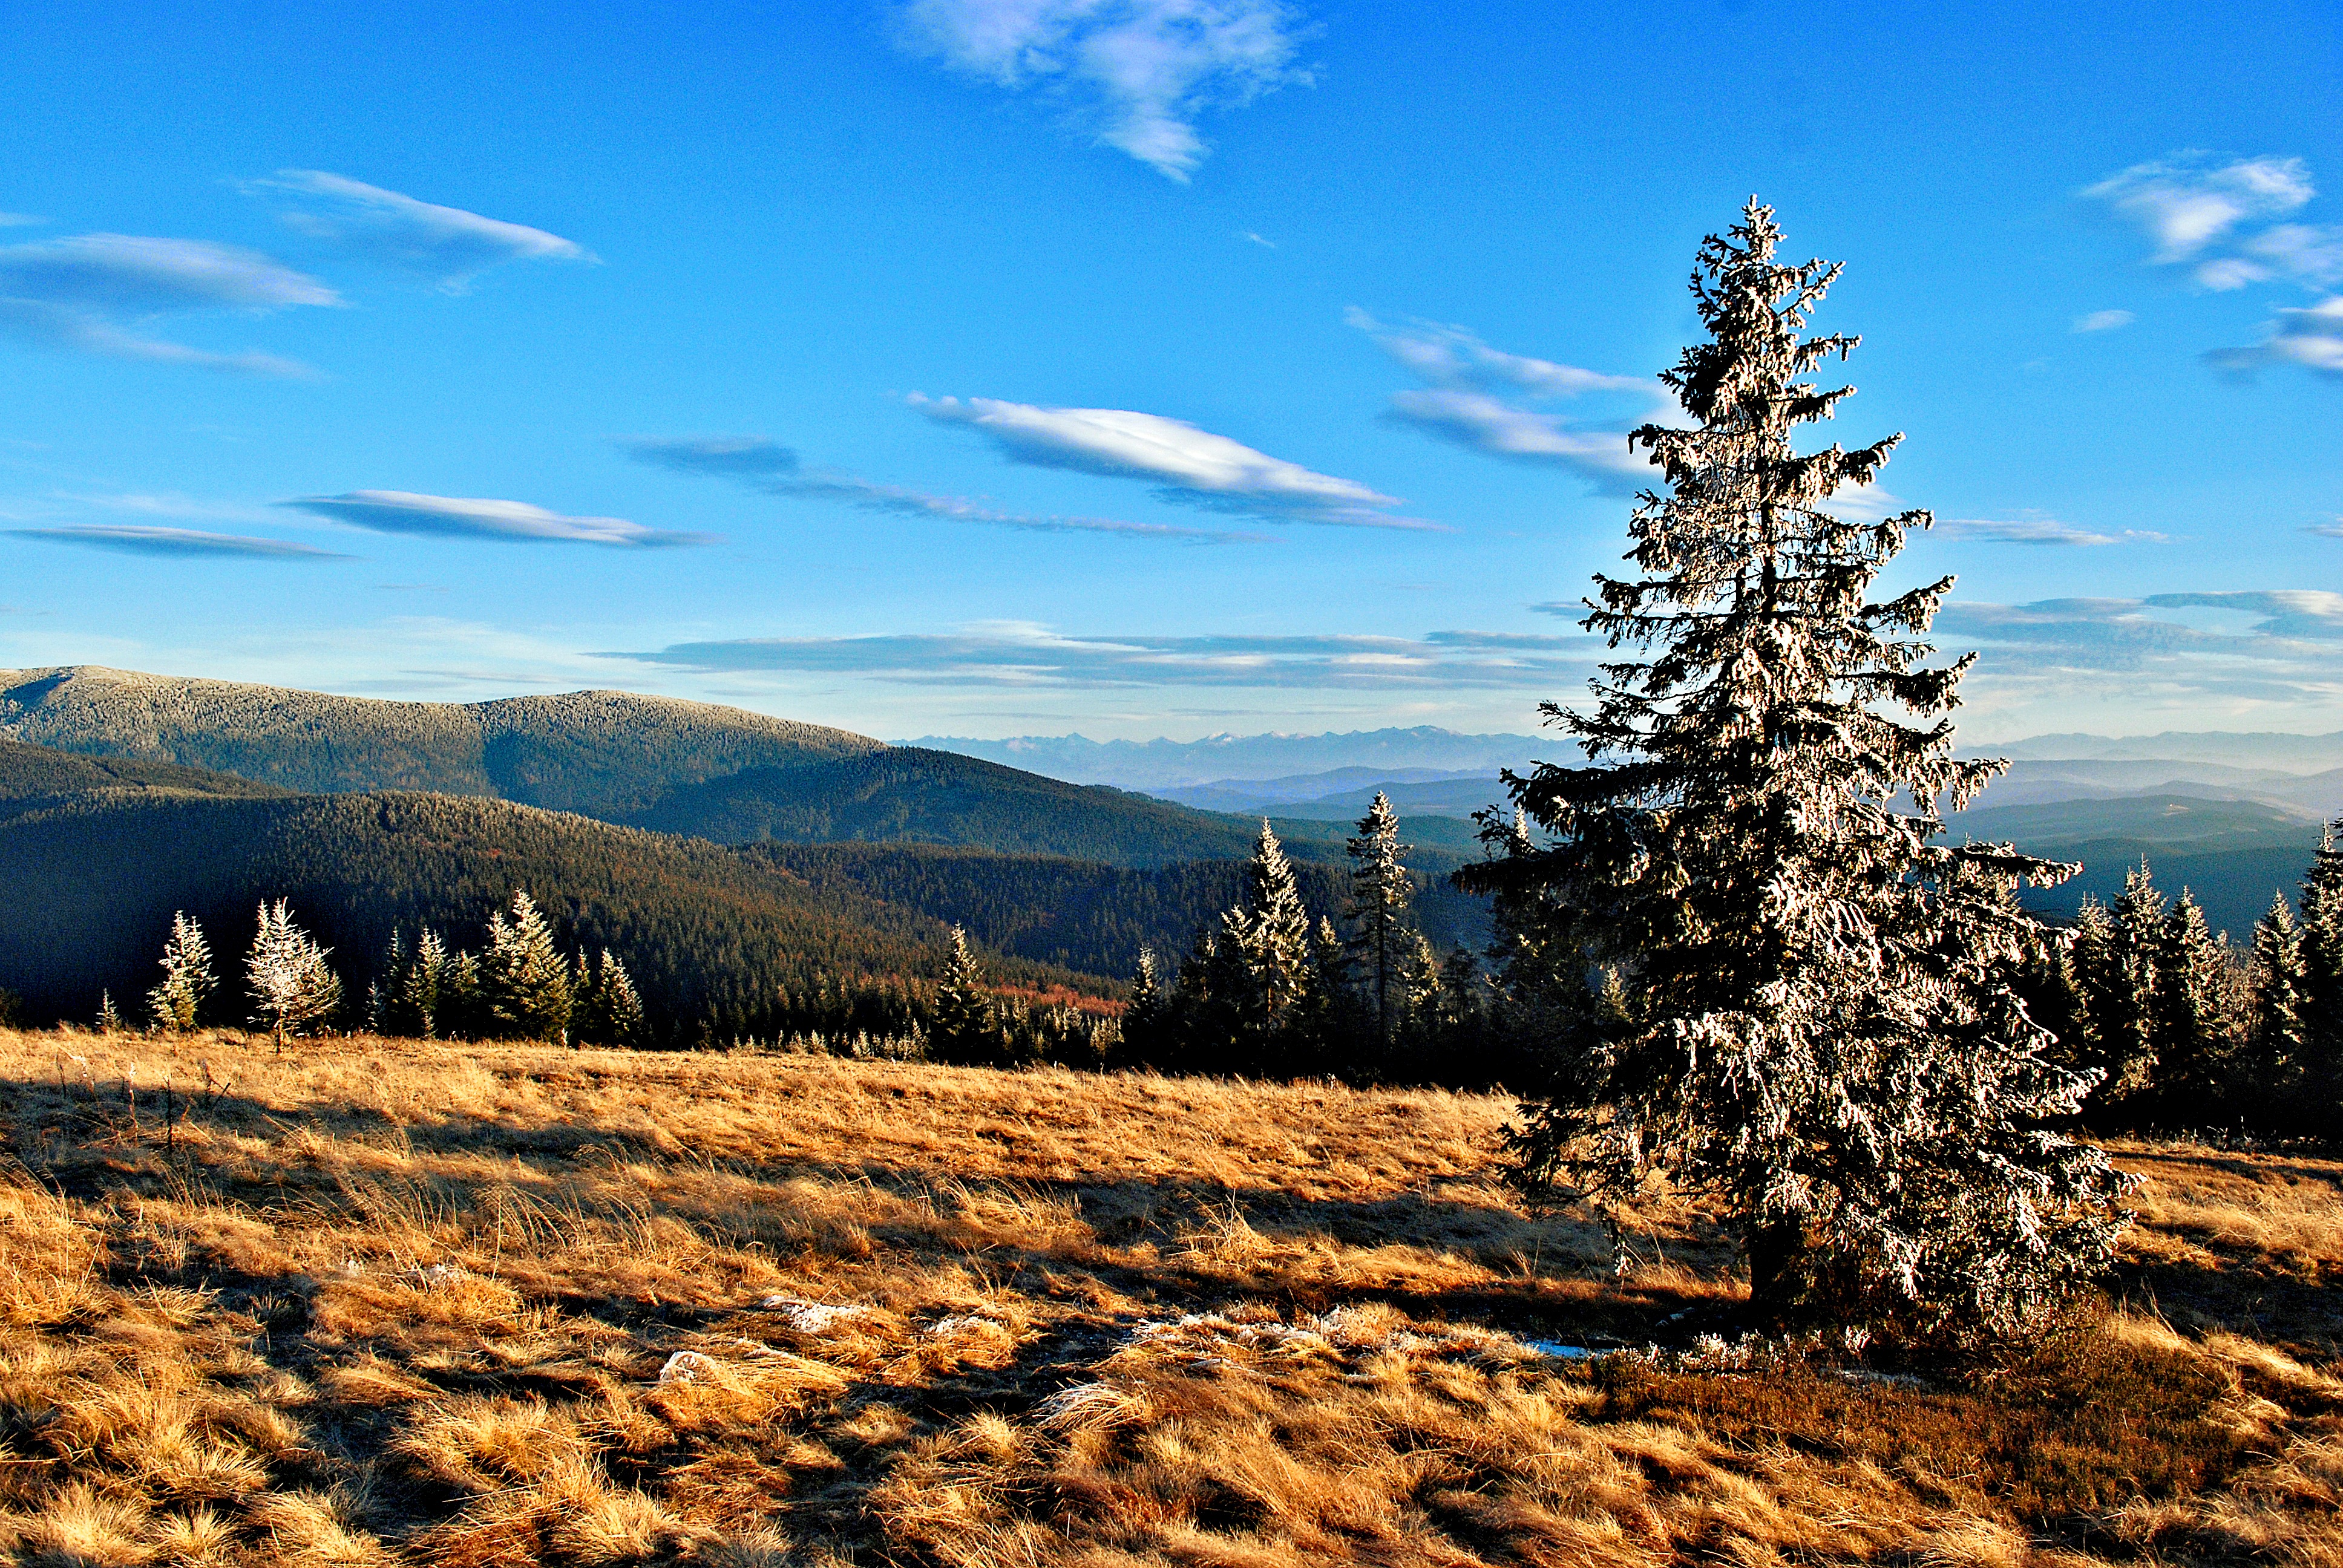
[0,1024,2338,1566]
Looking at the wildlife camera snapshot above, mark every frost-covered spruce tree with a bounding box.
[148,910,215,1033]
[246,900,342,1052]
[2151,890,2242,1114]
[1461,200,2130,1336]
[1345,792,1415,1045]
[484,891,572,1044]
[931,924,998,1062]
[1211,822,1316,1071]
[2298,822,2343,1112]
[2247,893,2308,1120]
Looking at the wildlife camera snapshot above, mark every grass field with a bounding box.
[0,1028,2338,1566]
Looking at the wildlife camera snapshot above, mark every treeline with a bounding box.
[2020,831,2343,1136]
[747,840,1491,981]
[0,791,1118,1045]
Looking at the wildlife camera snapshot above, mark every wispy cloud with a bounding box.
[7,524,352,560]
[2311,519,2343,540]
[280,491,710,547]
[2086,153,2342,382]
[0,233,335,376]
[0,214,46,228]
[251,171,588,290]
[891,0,1313,181]
[1934,517,2165,546]
[2073,309,2134,333]
[909,396,1420,527]
[2086,154,2313,264]
[1346,308,1664,495]
[2206,295,2343,380]
[1239,230,1276,249]
[1937,590,2343,717]
[618,433,1258,541]
[615,621,1599,690]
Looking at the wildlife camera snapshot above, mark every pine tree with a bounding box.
[1121,946,1167,1066]
[96,990,123,1034]
[931,924,998,1063]
[483,891,572,1044]
[2298,821,2343,1114]
[246,900,342,1051]
[2246,893,2307,1121]
[1345,792,1415,1045]
[577,949,647,1047]
[1211,821,1315,1069]
[2151,890,2240,1119]
[1459,200,2128,1336]
[148,910,215,1033]
[2083,864,2167,1114]
[398,928,450,1039]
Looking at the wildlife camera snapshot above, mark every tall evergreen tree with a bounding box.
[483,891,572,1044]
[1459,200,2128,1335]
[1211,821,1315,1069]
[2075,866,2166,1115]
[2298,822,2343,1115]
[1119,945,1167,1067]
[246,900,342,1051]
[1345,792,1415,1045]
[576,949,647,1047]
[2247,893,2307,1120]
[2151,890,2240,1119]
[147,910,215,1034]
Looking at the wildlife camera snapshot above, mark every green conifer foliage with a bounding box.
[2151,890,2242,1116]
[1345,792,1415,1045]
[2247,893,2308,1118]
[2298,822,2343,1112]
[931,924,999,1063]
[1460,199,2128,1336]
[483,891,573,1044]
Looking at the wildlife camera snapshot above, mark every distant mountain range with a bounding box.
[904,727,1550,790]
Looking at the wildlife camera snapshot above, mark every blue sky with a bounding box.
[0,1,2336,743]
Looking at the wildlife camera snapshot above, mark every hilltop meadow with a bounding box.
[1,1025,2338,1567]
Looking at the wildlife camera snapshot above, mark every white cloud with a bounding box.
[0,214,45,228]
[2085,154,2313,261]
[1346,307,1669,495]
[2312,519,2343,540]
[2072,309,2134,333]
[911,394,1422,526]
[7,524,350,560]
[281,491,710,547]
[0,234,334,376]
[254,171,588,290]
[620,433,1257,541]
[1933,517,2164,547]
[892,0,1312,181]
[2207,295,2343,379]
[618,621,1600,690]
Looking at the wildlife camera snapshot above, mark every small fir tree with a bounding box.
[96,990,123,1034]
[931,925,998,1062]
[1460,200,2129,1336]
[577,949,647,1047]
[483,891,572,1044]
[246,900,342,1051]
[1121,946,1167,1066]
[148,910,215,1033]
[1345,792,1415,1045]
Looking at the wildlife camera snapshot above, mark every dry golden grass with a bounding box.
[0,1025,2337,1566]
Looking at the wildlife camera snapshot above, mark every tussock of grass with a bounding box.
[0,1025,2338,1564]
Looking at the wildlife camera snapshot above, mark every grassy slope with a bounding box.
[1,1027,2337,1566]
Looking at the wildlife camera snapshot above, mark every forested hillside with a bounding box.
[1,666,1461,867]
[751,841,1492,981]
[0,788,1116,1037]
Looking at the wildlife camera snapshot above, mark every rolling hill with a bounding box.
[0,779,1118,1036]
[3,667,1480,868]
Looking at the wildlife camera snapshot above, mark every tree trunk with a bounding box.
[1745,1218,1805,1328]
